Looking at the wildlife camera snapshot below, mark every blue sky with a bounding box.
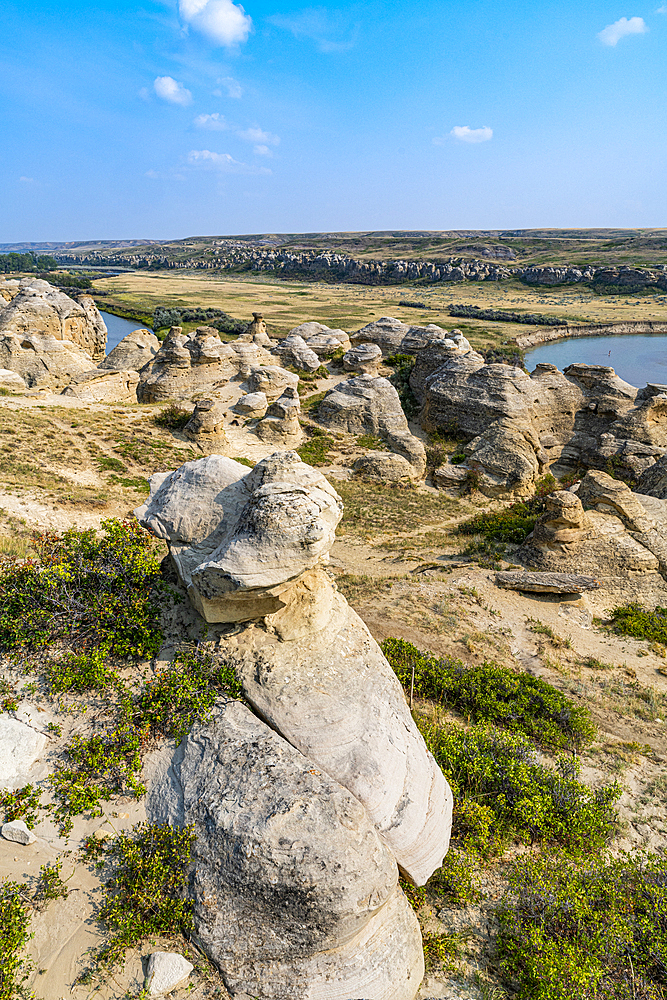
[1,0,666,239]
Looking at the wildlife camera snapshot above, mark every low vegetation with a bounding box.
[297,426,336,465]
[607,602,667,645]
[449,303,568,326]
[382,638,595,751]
[153,403,191,430]
[457,475,558,545]
[0,881,33,1000]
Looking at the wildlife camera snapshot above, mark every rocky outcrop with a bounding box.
[256,386,303,446]
[0,279,106,360]
[60,368,140,403]
[350,317,463,356]
[416,354,667,496]
[244,312,272,346]
[637,452,667,499]
[245,365,299,401]
[137,326,272,403]
[0,331,96,390]
[99,329,160,371]
[0,368,26,393]
[271,334,320,372]
[343,342,383,373]
[494,570,600,594]
[287,322,351,357]
[517,474,667,602]
[318,375,426,478]
[148,700,423,1000]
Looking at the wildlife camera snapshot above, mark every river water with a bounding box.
[99,310,153,354]
[524,333,667,389]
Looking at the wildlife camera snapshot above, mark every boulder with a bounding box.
[183,399,228,449]
[272,334,320,373]
[287,323,351,357]
[145,953,194,996]
[0,330,96,390]
[350,316,458,356]
[318,375,426,477]
[256,386,303,447]
[233,391,268,418]
[147,699,423,1000]
[517,475,667,602]
[0,717,47,789]
[0,279,106,360]
[60,368,139,403]
[1,820,36,845]
[137,327,239,403]
[99,329,160,371]
[343,342,383,374]
[245,365,299,402]
[0,368,26,393]
[353,452,418,481]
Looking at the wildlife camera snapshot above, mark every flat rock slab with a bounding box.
[495,570,601,594]
[146,952,193,996]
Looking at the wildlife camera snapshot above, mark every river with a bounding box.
[524,333,667,389]
[99,310,153,354]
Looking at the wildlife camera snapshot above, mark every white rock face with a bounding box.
[60,368,139,403]
[245,365,299,401]
[99,329,160,371]
[0,717,48,789]
[0,368,26,392]
[136,452,342,623]
[147,700,423,1000]
[1,820,36,845]
[145,952,194,996]
[350,316,456,356]
[0,280,107,360]
[234,391,268,417]
[343,342,383,373]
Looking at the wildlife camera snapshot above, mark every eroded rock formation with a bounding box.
[0,279,106,360]
[60,368,140,403]
[138,450,453,998]
[318,374,426,478]
[99,329,160,371]
[517,472,667,602]
[350,316,470,356]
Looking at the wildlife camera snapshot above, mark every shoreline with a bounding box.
[515,319,667,349]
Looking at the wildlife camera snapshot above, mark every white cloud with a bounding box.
[154,76,192,106]
[217,76,242,98]
[597,16,648,45]
[268,8,358,52]
[178,0,251,46]
[445,125,493,144]
[237,126,280,145]
[656,4,667,12]
[253,144,272,156]
[19,176,35,184]
[195,112,228,129]
[186,149,271,174]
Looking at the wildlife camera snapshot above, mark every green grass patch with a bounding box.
[382,638,595,751]
[607,602,667,645]
[457,474,558,543]
[300,390,327,414]
[297,427,336,466]
[497,852,667,1000]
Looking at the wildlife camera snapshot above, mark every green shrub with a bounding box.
[0,785,41,829]
[33,861,68,910]
[137,650,242,742]
[0,519,165,659]
[420,720,619,853]
[382,638,596,751]
[457,475,558,543]
[497,852,667,1000]
[0,881,32,1000]
[386,354,419,419]
[300,390,327,414]
[153,404,191,430]
[608,602,667,645]
[94,823,195,969]
[46,649,120,694]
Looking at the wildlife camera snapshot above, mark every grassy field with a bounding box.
[91,270,667,346]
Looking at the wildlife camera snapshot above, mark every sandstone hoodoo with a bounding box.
[0,278,107,360]
[99,328,160,371]
[137,450,452,998]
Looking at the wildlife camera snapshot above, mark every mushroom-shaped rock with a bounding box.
[244,312,272,346]
[343,342,383,373]
[99,329,159,371]
[183,399,228,449]
[147,700,423,1000]
[137,327,239,402]
[137,452,453,886]
[233,391,268,418]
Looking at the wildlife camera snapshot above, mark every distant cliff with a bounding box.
[55,244,667,291]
